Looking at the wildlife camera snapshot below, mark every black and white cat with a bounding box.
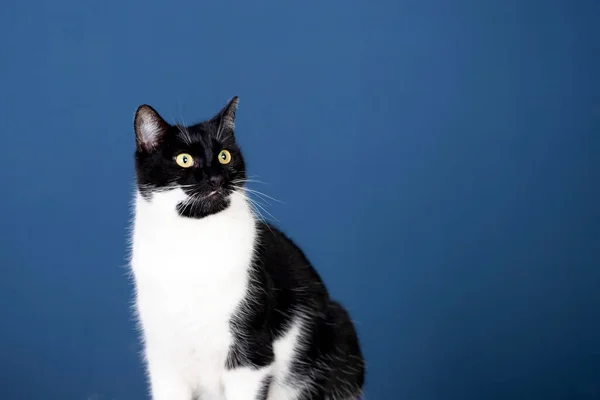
[129,97,365,400]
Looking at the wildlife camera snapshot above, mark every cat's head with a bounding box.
[133,97,246,219]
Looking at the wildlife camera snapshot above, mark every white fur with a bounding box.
[130,188,306,400]
[269,320,306,399]
[223,366,272,400]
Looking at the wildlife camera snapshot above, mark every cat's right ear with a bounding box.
[134,105,170,151]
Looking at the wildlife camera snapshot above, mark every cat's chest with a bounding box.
[134,224,250,279]
[131,205,257,321]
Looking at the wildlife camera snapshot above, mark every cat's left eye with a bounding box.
[218,150,232,165]
[175,153,194,168]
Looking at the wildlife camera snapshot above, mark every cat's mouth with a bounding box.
[191,187,232,205]
[181,186,229,201]
[201,188,228,201]
[176,187,231,218]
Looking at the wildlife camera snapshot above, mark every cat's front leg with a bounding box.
[146,359,193,400]
[222,365,273,400]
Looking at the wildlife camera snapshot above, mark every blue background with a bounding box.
[1,0,598,399]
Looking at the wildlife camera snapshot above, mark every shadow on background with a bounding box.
[0,0,599,399]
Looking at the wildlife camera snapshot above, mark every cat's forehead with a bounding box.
[173,123,216,145]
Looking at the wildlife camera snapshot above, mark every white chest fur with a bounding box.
[130,189,257,398]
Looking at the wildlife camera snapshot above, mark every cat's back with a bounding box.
[251,222,366,399]
[255,221,330,308]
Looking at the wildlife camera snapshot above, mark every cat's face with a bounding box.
[133,97,246,219]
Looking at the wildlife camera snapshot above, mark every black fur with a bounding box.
[229,223,366,399]
[256,375,273,400]
[133,98,365,400]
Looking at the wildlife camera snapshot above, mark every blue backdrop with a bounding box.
[0,0,598,399]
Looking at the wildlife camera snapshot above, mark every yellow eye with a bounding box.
[175,153,194,168]
[218,149,232,165]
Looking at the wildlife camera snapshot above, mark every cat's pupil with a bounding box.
[183,156,188,163]
[220,153,225,159]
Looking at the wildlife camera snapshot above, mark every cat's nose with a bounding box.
[208,175,224,189]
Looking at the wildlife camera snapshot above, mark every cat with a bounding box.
[129,96,365,400]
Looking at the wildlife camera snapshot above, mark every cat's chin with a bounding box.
[176,192,231,219]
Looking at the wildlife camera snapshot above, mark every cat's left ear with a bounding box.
[212,96,239,137]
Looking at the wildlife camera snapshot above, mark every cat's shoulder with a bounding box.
[255,221,298,249]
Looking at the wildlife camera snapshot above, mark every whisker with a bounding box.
[245,195,278,222]
[242,187,284,204]
[231,178,267,185]
[176,101,193,145]
[232,191,263,220]
[233,191,277,235]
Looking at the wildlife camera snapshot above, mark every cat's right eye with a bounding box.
[175,153,194,168]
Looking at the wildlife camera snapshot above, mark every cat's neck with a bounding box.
[131,188,257,279]
[134,188,255,229]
